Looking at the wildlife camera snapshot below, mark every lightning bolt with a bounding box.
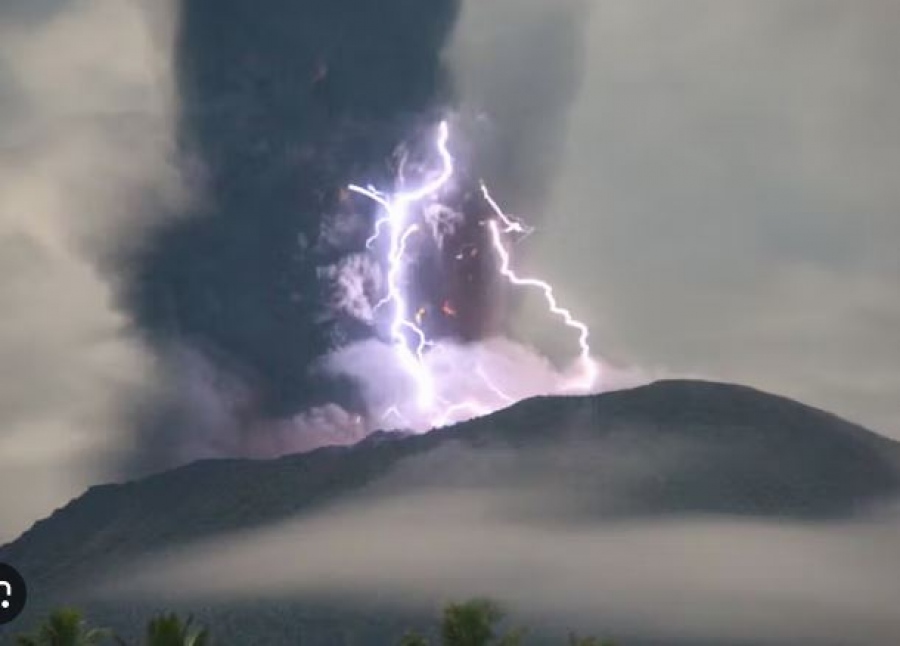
[480,181,533,237]
[481,183,599,393]
[476,364,516,405]
[348,121,453,412]
[349,120,598,430]
[348,185,391,250]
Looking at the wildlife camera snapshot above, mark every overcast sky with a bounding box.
[0,0,179,543]
[454,0,900,437]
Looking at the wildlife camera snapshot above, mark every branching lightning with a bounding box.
[349,121,598,430]
[481,183,599,392]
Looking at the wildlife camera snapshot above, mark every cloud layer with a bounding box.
[109,486,900,645]
[0,0,181,543]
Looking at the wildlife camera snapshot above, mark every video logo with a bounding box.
[0,563,27,624]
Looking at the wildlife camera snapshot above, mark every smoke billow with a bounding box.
[448,0,590,218]
[107,483,900,645]
[130,0,461,414]
[321,337,649,433]
[0,0,628,539]
[125,0,458,471]
[124,0,638,469]
[0,0,183,542]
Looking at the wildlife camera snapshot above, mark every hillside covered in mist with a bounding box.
[3,380,900,645]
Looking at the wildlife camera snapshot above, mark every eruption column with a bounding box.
[349,121,598,430]
[349,121,454,412]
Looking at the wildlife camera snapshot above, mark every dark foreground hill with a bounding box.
[3,380,900,645]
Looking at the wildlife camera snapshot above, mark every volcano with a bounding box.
[2,380,900,645]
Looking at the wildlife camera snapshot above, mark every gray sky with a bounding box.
[454,0,900,437]
[0,0,179,543]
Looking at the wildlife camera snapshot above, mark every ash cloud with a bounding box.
[120,0,471,473]
[133,338,649,466]
[123,0,630,473]
[134,343,370,465]
[0,0,605,495]
[0,0,183,543]
[447,0,590,217]
[129,0,462,418]
[320,337,649,433]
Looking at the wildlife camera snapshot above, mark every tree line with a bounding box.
[13,599,617,645]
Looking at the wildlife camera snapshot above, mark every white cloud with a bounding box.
[110,487,900,645]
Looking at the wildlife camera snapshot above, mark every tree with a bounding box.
[16,608,112,646]
[440,599,523,646]
[398,599,617,646]
[140,613,209,646]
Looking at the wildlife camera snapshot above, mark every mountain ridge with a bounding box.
[3,379,900,645]
[5,380,899,558]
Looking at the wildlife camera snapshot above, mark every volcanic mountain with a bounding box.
[3,380,900,645]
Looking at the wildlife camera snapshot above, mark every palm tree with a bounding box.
[399,599,520,646]
[399,599,617,646]
[16,608,112,646]
[141,613,209,646]
[440,599,523,646]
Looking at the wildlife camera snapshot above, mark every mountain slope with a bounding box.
[3,380,900,645]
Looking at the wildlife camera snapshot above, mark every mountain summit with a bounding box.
[3,380,899,645]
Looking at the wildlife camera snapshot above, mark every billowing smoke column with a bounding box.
[339,120,600,431]
[127,0,634,467]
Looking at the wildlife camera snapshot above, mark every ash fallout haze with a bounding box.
[1,0,900,643]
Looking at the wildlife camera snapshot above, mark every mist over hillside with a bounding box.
[3,380,900,645]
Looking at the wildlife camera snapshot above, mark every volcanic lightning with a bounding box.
[481,182,599,393]
[348,120,599,430]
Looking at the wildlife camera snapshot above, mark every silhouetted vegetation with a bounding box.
[15,608,111,646]
[400,598,525,646]
[15,611,209,646]
[399,598,614,646]
[133,613,210,646]
[15,600,615,645]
